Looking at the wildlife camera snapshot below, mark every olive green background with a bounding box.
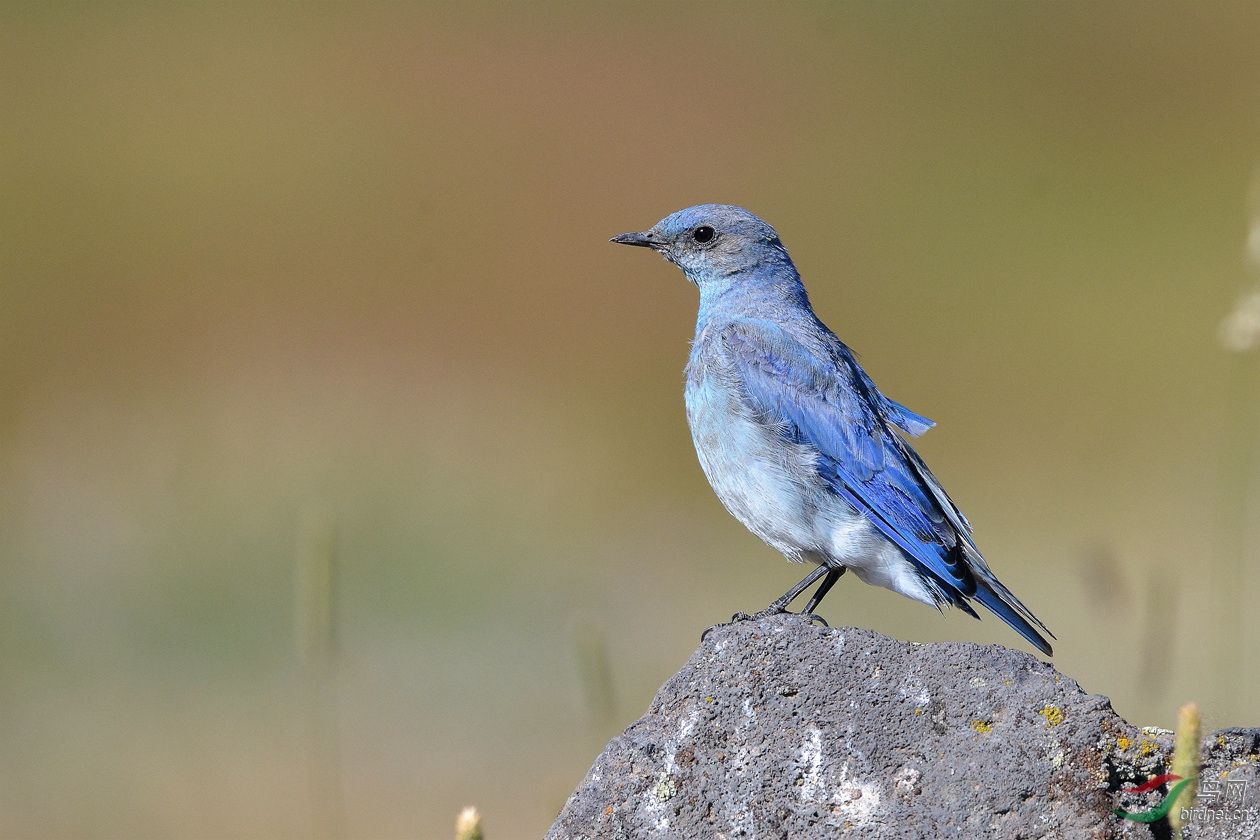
[3,3,1259,838]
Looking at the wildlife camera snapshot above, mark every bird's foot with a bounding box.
[702,606,830,641]
[701,609,777,641]
[701,606,830,641]
[746,607,829,628]
[737,604,791,622]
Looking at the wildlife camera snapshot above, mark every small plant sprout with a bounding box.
[456,806,484,840]
[1168,702,1201,840]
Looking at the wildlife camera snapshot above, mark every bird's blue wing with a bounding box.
[721,320,971,589]
[883,398,935,437]
[721,319,1053,653]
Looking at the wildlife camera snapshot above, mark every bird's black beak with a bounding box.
[610,231,658,248]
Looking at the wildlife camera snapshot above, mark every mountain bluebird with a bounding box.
[612,205,1054,655]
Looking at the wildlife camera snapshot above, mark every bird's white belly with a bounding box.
[684,372,936,604]
[685,375,838,560]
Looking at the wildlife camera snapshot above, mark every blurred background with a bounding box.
[3,2,1260,837]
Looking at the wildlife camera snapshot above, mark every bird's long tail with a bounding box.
[970,578,1055,656]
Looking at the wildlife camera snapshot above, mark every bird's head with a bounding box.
[611,204,790,286]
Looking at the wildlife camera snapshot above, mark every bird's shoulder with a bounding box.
[696,315,854,387]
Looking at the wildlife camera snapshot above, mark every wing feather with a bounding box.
[721,319,1053,654]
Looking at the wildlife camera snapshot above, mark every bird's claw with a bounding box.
[701,610,772,641]
[701,607,825,642]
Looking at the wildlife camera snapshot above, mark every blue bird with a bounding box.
[612,204,1054,655]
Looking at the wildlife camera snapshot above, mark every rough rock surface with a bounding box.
[546,615,1259,839]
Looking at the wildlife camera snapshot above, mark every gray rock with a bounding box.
[546,615,1260,839]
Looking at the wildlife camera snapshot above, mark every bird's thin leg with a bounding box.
[703,565,841,641]
[802,566,846,616]
[740,564,831,619]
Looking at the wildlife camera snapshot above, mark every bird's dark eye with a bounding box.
[693,225,715,244]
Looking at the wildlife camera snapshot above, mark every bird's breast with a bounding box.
[683,358,829,559]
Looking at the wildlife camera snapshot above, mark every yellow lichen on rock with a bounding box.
[1038,706,1065,727]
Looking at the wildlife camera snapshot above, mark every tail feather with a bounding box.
[970,580,1055,656]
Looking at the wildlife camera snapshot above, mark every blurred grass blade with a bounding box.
[296,507,344,840]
